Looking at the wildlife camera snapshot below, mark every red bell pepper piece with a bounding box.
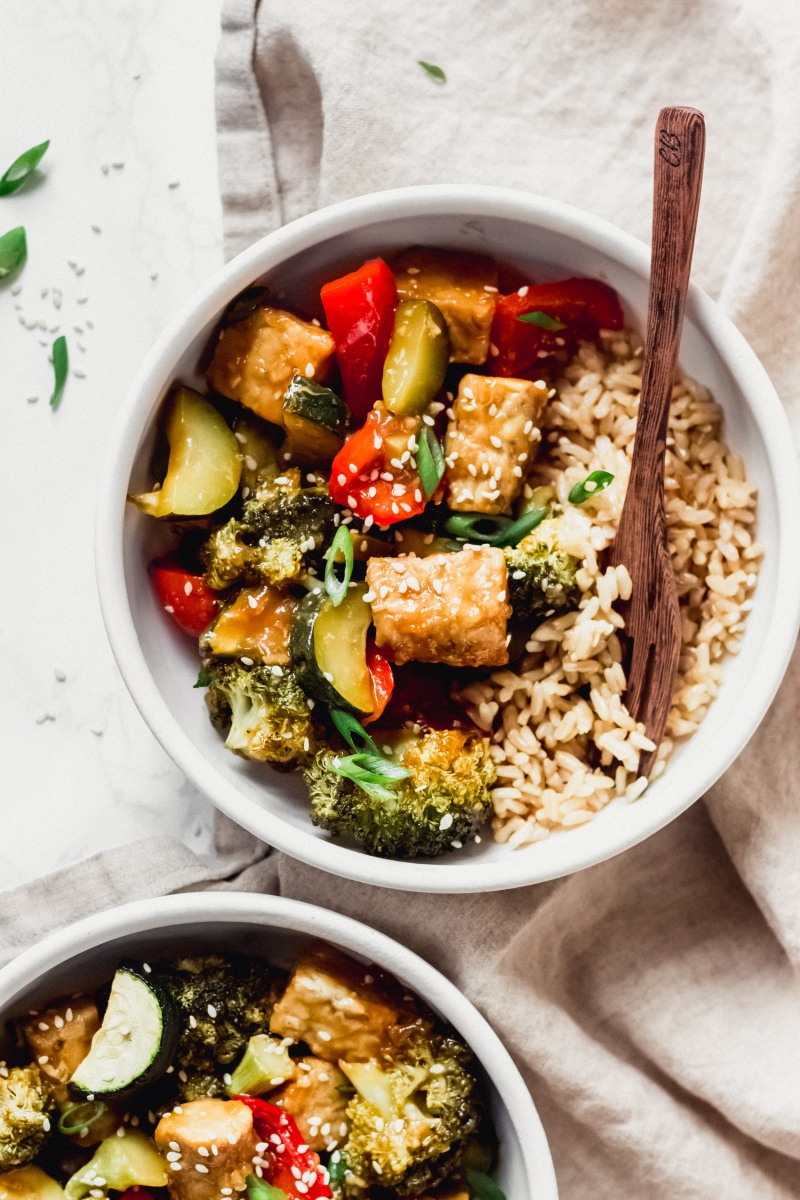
[320,258,397,422]
[149,558,220,637]
[329,408,427,526]
[370,663,473,732]
[236,1096,332,1200]
[363,641,394,725]
[490,277,623,377]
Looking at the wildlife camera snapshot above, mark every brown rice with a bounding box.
[457,328,761,848]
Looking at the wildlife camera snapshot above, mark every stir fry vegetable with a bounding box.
[129,248,629,860]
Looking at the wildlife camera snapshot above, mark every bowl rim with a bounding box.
[95,182,800,893]
[0,891,558,1200]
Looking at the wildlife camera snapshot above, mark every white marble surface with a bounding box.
[0,0,227,889]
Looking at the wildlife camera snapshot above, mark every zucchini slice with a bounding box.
[70,965,178,1099]
[290,583,374,716]
[283,375,352,463]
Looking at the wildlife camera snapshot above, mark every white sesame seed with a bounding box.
[305,363,315,378]
[195,1164,210,1173]
[207,1004,217,1018]
[518,285,529,296]
[490,435,502,449]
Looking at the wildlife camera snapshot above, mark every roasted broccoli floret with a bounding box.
[338,1024,481,1197]
[0,1066,55,1170]
[305,728,495,859]
[155,955,282,1100]
[205,660,317,765]
[504,521,579,622]
[201,469,335,589]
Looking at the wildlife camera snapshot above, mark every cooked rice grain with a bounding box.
[462,329,761,848]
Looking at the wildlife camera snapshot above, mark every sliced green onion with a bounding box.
[467,1169,507,1200]
[194,669,211,689]
[443,506,548,548]
[0,140,50,197]
[0,225,27,278]
[444,512,512,543]
[516,310,567,331]
[49,335,68,409]
[331,709,381,756]
[324,523,354,607]
[568,470,614,505]
[57,1100,107,1136]
[331,752,410,801]
[417,426,445,498]
[418,60,446,81]
[246,1175,289,1200]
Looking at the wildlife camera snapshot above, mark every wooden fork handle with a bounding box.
[627,107,705,511]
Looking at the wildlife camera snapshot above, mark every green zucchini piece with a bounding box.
[233,413,281,493]
[283,375,352,463]
[227,1034,296,1096]
[382,299,450,417]
[69,965,178,1099]
[394,527,461,557]
[64,1133,168,1200]
[202,585,297,663]
[290,583,374,716]
[129,387,242,517]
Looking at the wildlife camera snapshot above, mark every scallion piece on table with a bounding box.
[49,335,68,409]
[330,708,381,756]
[568,470,614,505]
[515,310,567,331]
[324,523,354,607]
[0,140,50,197]
[0,225,27,278]
[331,751,411,801]
[418,60,446,81]
[417,425,445,498]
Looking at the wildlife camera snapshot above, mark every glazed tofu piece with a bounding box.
[366,547,512,668]
[392,249,498,365]
[20,996,100,1105]
[445,374,548,515]
[270,946,400,1062]
[207,305,334,427]
[271,1057,350,1152]
[155,1099,258,1200]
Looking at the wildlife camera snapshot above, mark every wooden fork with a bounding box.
[610,106,705,777]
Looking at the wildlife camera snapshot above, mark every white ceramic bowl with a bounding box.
[96,184,800,893]
[0,892,557,1200]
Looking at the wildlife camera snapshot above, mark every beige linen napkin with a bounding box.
[4,1,800,1197]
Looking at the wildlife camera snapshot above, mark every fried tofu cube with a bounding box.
[155,1099,258,1200]
[271,1057,350,1152]
[207,305,334,427]
[445,374,548,514]
[392,249,498,365]
[270,946,400,1063]
[20,996,100,1105]
[366,547,511,668]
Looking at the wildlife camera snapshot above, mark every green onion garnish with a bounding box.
[0,225,27,278]
[57,1100,107,1136]
[516,310,567,331]
[0,140,50,197]
[443,505,548,548]
[330,752,410,801]
[246,1175,289,1200]
[418,60,446,81]
[568,470,614,505]
[331,709,381,756]
[194,669,211,689]
[417,426,445,498]
[49,335,69,409]
[467,1169,507,1200]
[324,523,354,607]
